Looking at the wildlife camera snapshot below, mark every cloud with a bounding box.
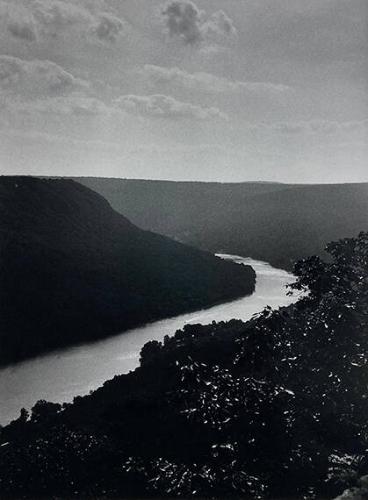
[7,19,37,42]
[162,1,203,44]
[0,0,91,40]
[13,95,113,117]
[161,1,236,45]
[90,13,125,43]
[0,55,88,97]
[141,64,290,96]
[0,94,122,143]
[258,119,368,135]
[115,94,227,120]
[32,0,92,34]
[0,1,38,42]
[0,0,127,44]
[203,10,237,39]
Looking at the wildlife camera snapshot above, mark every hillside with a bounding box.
[1,232,367,498]
[76,178,368,270]
[0,176,255,366]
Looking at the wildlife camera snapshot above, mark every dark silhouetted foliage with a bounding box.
[0,232,367,498]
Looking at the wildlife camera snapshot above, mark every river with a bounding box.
[0,255,299,425]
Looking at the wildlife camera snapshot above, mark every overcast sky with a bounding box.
[0,0,367,182]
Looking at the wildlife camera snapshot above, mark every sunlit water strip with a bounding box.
[0,255,298,425]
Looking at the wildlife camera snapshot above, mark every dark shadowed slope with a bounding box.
[76,178,368,270]
[0,176,255,366]
[1,232,367,499]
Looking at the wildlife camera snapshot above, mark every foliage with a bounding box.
[0,232,367,498]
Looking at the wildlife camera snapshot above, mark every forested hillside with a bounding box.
[0,176,255,365]
[1,232,367,498]
[76,177,368,270]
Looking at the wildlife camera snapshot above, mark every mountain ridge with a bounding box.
[0,176,255,366]
[74,177,368,270]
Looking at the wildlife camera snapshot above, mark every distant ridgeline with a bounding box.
[76,177,368,271]
[1,232,367,498]
[0,176,255,365]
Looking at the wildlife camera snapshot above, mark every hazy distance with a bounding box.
[0,0,367,183]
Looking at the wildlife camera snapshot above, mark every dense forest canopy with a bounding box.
[76,178,368,270]
[1,232,367,498]
[0,176,255,365]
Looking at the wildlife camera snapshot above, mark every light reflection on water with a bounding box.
[0,255,297,425]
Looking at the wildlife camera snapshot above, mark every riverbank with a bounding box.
[0,255,296,425]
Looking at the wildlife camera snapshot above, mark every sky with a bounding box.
[0,0,367,183]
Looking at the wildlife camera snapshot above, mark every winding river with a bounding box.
[0,255,298,425]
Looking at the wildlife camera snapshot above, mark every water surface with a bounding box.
[0,255,298,425]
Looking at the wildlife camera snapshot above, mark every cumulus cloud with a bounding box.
[90,13,125,43]
[0,0,126,43]
[161,1,236,45]
[115,94,227,120]
[203,10,237,39]
[0,55,88,97]
[0,0,90,40]
[162,0,203,44]
[32,0,91,33]
[142,64,290,95]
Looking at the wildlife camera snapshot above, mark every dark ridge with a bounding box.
[0,176,255,366]
[75,177,368,270]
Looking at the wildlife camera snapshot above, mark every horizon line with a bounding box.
[1,174,368,186]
